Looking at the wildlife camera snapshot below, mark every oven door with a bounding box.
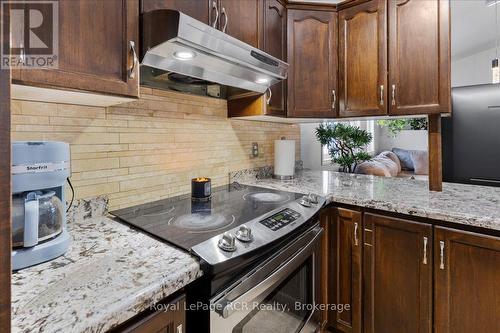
[210,224,323,333]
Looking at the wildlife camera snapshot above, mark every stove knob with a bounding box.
[299,196,312,207]
[307,193,319,204]
[236,225,253,242]
[218,232,237,252]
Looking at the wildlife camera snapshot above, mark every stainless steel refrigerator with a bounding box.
[443,84,500,187]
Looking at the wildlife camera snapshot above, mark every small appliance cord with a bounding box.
[66,178,74,212]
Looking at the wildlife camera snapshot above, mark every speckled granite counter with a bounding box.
[12,209,202,333]
[238,170,500,231]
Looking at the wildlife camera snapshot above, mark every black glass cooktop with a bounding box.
[110,183,302,251]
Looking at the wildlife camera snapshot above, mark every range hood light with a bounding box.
[173,51,196,60]
[255,77,270,84]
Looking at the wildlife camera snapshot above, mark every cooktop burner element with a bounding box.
[110,183,326,272]
[169,213,236,233]
[243,192,291,204]
[111,183,305,250]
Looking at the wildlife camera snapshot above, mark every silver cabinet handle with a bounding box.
[128,41,138,79]
[439,240,445,270]
[423,236,428,265]
[391,84,396,106]
[354,222,358,246]
[221,7,228,33]
[211,1,219,28]
[176,324,183,333]
[332,90,336,109]
[266,88,272,105]
[380,85,384,106]
[19,43,26,63]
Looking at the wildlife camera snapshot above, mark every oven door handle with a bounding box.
[216,226,323,319]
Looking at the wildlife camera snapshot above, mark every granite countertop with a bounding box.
[11,207,202,333]
[240,170,500,231]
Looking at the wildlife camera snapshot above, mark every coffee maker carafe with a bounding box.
[12,141,71,270]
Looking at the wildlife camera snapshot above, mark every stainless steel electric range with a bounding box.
[111,183,325,333]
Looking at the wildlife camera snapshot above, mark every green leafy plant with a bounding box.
[316,122,373,173]
[408,118,428,130]
[376,118,428,137]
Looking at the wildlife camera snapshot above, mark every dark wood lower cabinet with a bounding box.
[118,295,186,333]
[0,47,11,333]
[363,213,432,333]
[324,207,500,333]
[434,227,500,333]
[328,208,362,333]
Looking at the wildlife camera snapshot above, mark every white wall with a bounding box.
[375,127,428,153]
[300,123,338,171]
[450,0,499,87]
[452,46,497,87]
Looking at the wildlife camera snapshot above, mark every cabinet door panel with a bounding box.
[329,208,362,333]
[219,0,262,48]
[388,0,450,115]
[13,0,139,97]
[287,9,338,118]
[363,213,432,333]
[263,0,286,116]
[339,0,386,117]
[434,227,500,333]
[141,0,212,25]
[0,30,11,333]
[121,295,185,333]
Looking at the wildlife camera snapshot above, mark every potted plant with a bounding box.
[315,122,373,173]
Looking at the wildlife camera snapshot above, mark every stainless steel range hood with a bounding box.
[140,10,288,95]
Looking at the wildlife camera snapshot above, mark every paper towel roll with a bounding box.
[274,140,295,178]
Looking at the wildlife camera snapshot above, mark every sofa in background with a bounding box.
[355,148,429,180]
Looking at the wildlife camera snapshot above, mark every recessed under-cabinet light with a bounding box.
[173,51,196,60]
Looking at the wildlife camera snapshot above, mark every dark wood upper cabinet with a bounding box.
[287,9,338,118]
[434,227,500,333]
[263,0,286,116]
[218,0,263,48]
[388,0,450,115]
[12,0,140,98]
[141,0,212,25]
[328,208,362,333]
[338,0,387,118]
[363,213,432,333]
[143,1,262,48]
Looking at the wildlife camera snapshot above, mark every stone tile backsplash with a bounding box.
[11,88,300,209]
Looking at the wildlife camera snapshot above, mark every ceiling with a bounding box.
[452,0,500,60]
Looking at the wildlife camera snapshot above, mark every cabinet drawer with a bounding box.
[120,295,185,333]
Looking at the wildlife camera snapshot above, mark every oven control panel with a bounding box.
[259,208,301,231]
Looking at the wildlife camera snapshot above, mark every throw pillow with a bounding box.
[355,160,391,177]
[372,156,399,177]
[392,148,414,171]
[378,151,402,174]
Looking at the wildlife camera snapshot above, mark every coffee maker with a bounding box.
[12,141,71,270]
